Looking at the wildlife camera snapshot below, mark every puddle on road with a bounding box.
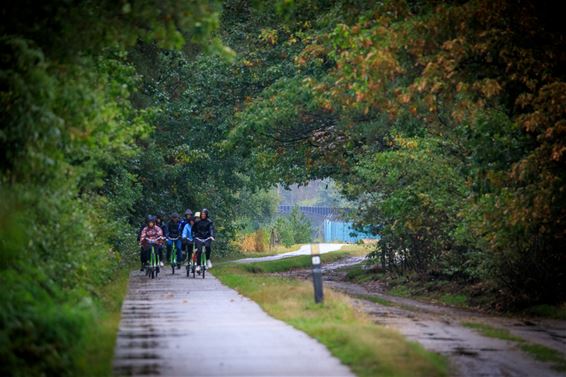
[122,340,160,349]
[114,363,160,376]
[453,347,480,357]
[117,353,161,360]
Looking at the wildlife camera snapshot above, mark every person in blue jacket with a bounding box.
[180,209,193,261]
[182,214,194,265]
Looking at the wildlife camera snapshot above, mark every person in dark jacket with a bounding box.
[156,212,168,237]
[193,208,215,270]
[165,212,183,268]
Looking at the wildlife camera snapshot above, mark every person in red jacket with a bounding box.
[139,215,165,269]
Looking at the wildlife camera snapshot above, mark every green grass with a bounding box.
[519,344,566,371]
[354,294,394,307]
[75,267,131,376]
[439,293,469,307]
[463,322,566,371]
[336,243,372,257]
[462,322,523,342]
[388,285,412,298]
[346,266,380,283]
[523,304,566,320]
[214,262,448,377]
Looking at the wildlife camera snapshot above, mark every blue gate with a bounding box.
[323,220,380,243]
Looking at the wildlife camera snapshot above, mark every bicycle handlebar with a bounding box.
[195,237,214,241]
[144,236,165,244]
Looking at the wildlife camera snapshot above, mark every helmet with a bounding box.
[194,211,201,219]
[201,209,209,218]
[184,208,193,217]
[171,212,180,220]
[147,215,157,223]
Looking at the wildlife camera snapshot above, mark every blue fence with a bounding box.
[323,220,380,243]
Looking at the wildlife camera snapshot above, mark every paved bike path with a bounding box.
[235,243,346,264]
[113,267,353,376]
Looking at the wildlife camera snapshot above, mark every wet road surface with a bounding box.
[113,267,353,377]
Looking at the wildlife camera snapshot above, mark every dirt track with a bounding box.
[279,257,566,377]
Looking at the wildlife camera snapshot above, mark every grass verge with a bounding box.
[522,304,566,320]
[75,266,131,376]
[242,249,355,273]
[462,322,566,371]
[215,261,448,377]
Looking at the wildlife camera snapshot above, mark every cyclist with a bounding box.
[165,212,183,268]
[180,209,193,261]
[182,214,194,265]
[139,215,165,268]
[193,208,215,270]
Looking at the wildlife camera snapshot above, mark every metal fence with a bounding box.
[277,205,346,219]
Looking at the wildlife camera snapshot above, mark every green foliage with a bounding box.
[226,0,566,306]
[288,206,313,243]
[273,206,313,247]
[0,1,223,375]
[274,217,295,247]
[348,136,468,274]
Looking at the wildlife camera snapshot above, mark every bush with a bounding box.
[272,207,313,247]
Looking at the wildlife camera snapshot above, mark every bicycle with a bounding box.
[194,236,213,279]
[187,251,197,278]
[168,237,180,274]
[145,240,161,279]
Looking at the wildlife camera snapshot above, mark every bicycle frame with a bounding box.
[148,243,160,279]
[187,244,196,278]
[194,237,212,279]
[169,238,178,274]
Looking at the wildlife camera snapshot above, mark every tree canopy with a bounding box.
[1,0,564,374]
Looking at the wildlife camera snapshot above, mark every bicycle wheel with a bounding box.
[172,263,175,274]
[151,268,155,279]
[186,265,190,277]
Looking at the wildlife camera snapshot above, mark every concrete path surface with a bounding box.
[235,243,345,264]
[113,267,353,376]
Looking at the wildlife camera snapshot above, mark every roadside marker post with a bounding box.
[311,244,324,304]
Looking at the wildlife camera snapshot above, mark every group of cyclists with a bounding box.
[138,208,215,274]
